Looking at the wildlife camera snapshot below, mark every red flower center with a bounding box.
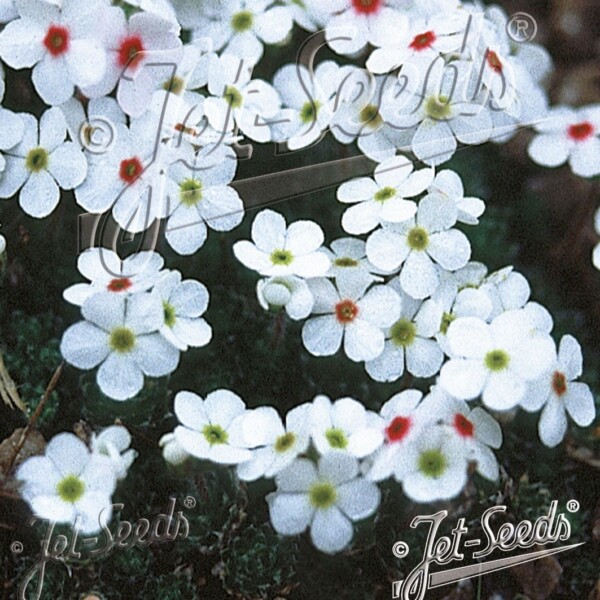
[335,299,359,324]
[44,25,70,57]
[107,277,133,292]
[409,30,437,52]
[351,0,382,15]
[486,50,503,73]
[119,157,143,184]
[567,121,594,142]
[552,371,568,396]
[118,35,145,69]
[386,416,412,443]
[454,413,474,438]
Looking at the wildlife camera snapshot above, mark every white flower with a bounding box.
[594,207,600,271]
[521,335,596,448]
[337,156,433,235]
[0,107,25,172]
[309,395,384,458]
[91,425,137,480]
[0,0,110,105]
[63,248,165,306]
[172,389,253,465]
[164,143,243,255]
[480,266,531,320]
[365,285,444,382]
[190,0,293,66]
[302,277,401,362]
[439,311,556,411]
[204,53,281,143]
[0,108,87,218]
[323,0,409,57]
[60,292,179,401]
[159,432,190,466]
[401,426,469,503]
[366,194,471,299]
[0,233,5,255]
[16,432,117,533]
[428,169,485,225]
[528,104,600,178]
[152,270,212,351]
[80,11,183,117]
[236,404,311,481]
[366,389,424,482]
[420,387,503,481]
[257,276,314,320]
[323,237,385,293]
[267,454,380,554]
[234,209,330,277]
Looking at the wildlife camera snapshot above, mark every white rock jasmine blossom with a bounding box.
[427,169,486,225]
[401,426,469,503]
[63,248,165,306]
[366,194,471,299]
[172,389,253,465]
[309,395,384,459]
[440,311,556,411]
[0,107,25,173]
[301,277,401,362]
[234,209,330,278]
[159,432,190,466]
[337,156,433,235]
[593,207,600,271]
[528,104,600,178]
[0,107,87,218]
[16,432,117,533]
[257,276,314,321]
[91,425,137,481]
[236,404,311,481]
[267,453,380,554]
[365,285,444,382]
[152,270,212,351]
[60,292,179,401]
[0,0,110,105]
[521,335,596,448]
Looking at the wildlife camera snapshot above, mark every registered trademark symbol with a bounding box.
[183,496,196,509]
[392,541,409,559]
[506,12,538,43]
[566,499,580,513]
[10,541,23,554]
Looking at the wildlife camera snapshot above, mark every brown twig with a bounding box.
[6,361,64,474]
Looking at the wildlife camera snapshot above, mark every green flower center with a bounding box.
[374,186,397,203]
[108,327,136,353]
[440,312,455,335]
[202,424,228,446]
[56,474,85,503]
[179,178,203,206]
[25,147,49,173]
[359,104,383,129]
[390,318,416,347]
[308,482,337,509]
[162,75,185,95]
[299,100,322,124]
[231,10,254,32]
[418,449,447,478]
[274,432,296,453]
[225,85,243,109]
[163,301,177,328]
[425,94,452,120]
[334,257,359,267]
[270,249,294,266]
[407,227,429,251]
[484,349,510,372]
[325,427,348,449]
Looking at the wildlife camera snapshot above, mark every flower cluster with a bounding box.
[16,426,136,533]
[60,247,211,400]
